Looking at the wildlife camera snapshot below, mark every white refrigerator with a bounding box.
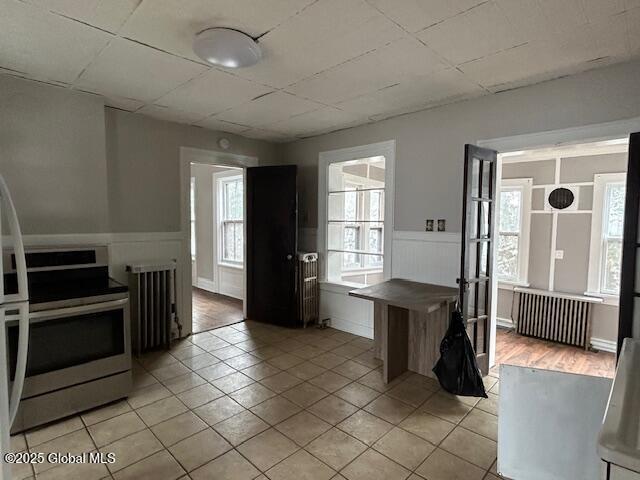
[0,175,30,480]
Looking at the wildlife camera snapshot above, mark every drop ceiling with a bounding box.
[1,0,639,142]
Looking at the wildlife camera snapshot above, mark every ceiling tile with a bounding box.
[75,37,208,102]
[337,68,484,119]
[214,91,323,127]
[119,0,315,62]
[241,128,296,142]
[417,1,523,65]
[23,0,141,33]
[460,12,633,92]
[137,104,205,124]
[102,95,145,112]
[459,43,577,92]
[0,0,112,84]
[625,7,640,55]
[155,69,272,116]
[193,116,251,134]
[367,0,485,33]
[270,106,366,136]
[582,0,626,23]
[286,36,448,104]
[233,0,406,88]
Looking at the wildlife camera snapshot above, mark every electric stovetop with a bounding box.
[4,266,128,305]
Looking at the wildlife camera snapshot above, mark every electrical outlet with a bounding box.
[555,250,564,260]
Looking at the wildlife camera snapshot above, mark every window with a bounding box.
[326,156,387,286]
[190,177,196,258]
[497,178,532,284]
[219,175,244,265]
[588,173,626,297]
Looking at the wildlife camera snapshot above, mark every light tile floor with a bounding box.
[10,321,502,480]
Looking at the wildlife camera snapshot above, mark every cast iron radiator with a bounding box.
[513,287,600,350]
[127,261,180,354]
[297,253,319,327]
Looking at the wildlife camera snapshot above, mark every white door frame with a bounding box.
[477,116,640,368]
[179,147,258,335]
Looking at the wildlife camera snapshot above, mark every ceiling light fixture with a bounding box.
[193,28,262,68]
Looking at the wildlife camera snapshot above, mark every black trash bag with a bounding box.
[432,309,488,398]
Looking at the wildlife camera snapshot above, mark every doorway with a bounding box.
[492,138,629,378]
[191,163,245,333]
[180,147,258,337]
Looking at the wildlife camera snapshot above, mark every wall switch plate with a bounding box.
[555,250,564,259]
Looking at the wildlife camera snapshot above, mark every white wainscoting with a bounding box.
[319,282,374,339]
[312,229,462,338]
[217,266,244,300]
[391,231,461,287]
[196,266,244,300]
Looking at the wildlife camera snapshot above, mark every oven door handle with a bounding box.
[4,298,129,324]
[8,303,29,425]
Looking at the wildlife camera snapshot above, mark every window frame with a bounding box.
[190,176,196,260]
[587,172,626,302]
[318,140,395,287]
[497,178,532,286]
[216,172,244,268]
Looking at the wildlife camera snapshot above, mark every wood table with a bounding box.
[349,278,458,383]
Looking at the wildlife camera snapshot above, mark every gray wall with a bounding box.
[279,60,640,232]
[105,108,278,233]
[0,73,278,235]
[0,74,109,233]
[498,152,627,343]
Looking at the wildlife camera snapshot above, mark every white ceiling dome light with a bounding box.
[193,28,262,68]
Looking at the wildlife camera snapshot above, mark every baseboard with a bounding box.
[218,285,244,301]
[497,316,514,328]
[325,317,373,339]
[590,337,617,353]
[196,277,217,293]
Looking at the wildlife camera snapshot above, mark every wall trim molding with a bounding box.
[2,231,185,247]
[590,337,617,353]
[219,284,243,301]
[392,230,460,243]
[196,277,217,293]
[327,317,373,339]
[497,316,514,328]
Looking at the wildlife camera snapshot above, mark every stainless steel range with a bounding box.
[3,246,132,433]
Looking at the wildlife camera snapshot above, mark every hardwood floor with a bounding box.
[495,327,616,378]
[192,287,243,333]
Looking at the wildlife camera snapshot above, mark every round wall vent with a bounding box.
[548,187,575,209]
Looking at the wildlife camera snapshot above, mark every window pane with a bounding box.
[497,234,519,280]
[223,223,234,261]
[370,191,382,221]
[344,191,358,222]
[603,240,622,293]
[343,226,360,267]
[499,190,521,233]
[327,156,385,285]
[225,179,243,220]
[191,221,196,257]
[190,179,196,221]
[367,227,383,267]
[606,184,625,237]
[234,223,244,262]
